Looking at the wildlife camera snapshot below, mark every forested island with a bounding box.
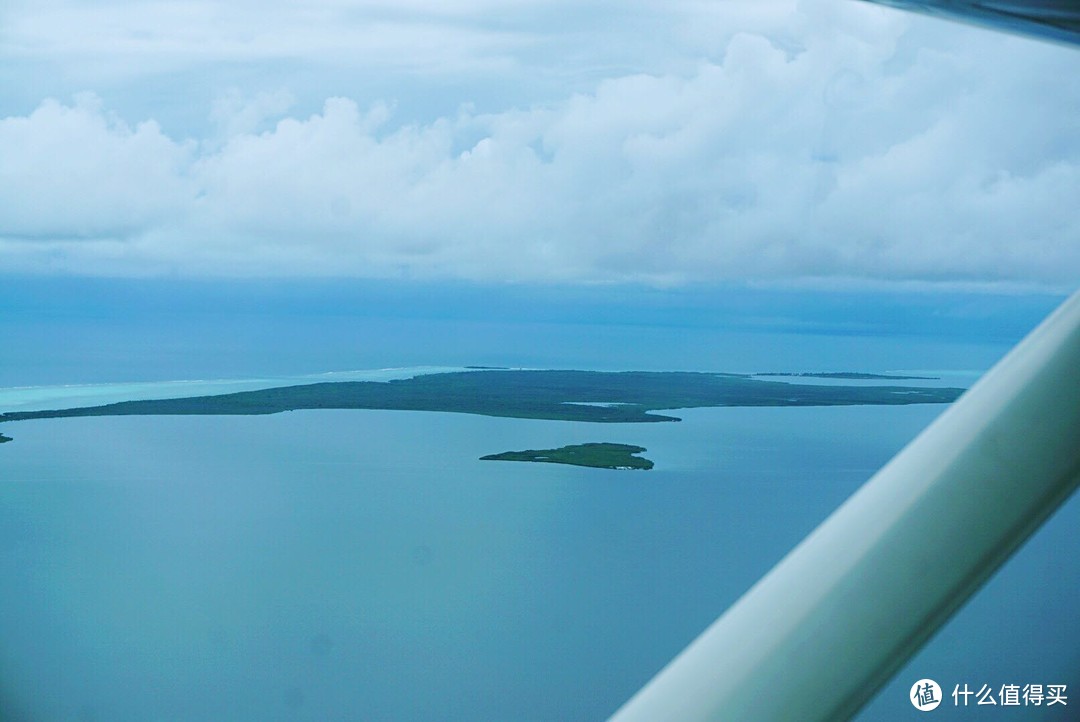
[755,372,938,380]
[481,443,654,470]
[0,369,964,428]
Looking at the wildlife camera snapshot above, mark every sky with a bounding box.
[1,0,1078,289]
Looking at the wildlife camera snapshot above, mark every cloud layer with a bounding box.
[1,0,1077,287]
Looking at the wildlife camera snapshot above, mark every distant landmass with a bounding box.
[481,442,654,470]
[0,370,964,430]
[755,372,939,380]
[0,433,11,444]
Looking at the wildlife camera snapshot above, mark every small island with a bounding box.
[481,442,654,470]
[0,433,11,444]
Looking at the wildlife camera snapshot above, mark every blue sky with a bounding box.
[1,0,1078,289]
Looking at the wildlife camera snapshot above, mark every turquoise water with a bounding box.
[2,396,1076,720]
[0,367,471,413]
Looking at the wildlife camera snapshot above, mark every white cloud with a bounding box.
[0,92,195,241]
[209,89,296,142]
[0,0,1077,287]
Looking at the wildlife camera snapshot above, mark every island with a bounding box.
[0,369,965,428]
[0,433,10,444]
[481,443,653,470]
[755,372,939,380]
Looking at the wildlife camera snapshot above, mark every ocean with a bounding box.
[0,281,1075,720]
[2,369,1077,720]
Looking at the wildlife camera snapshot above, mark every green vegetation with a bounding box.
[756,372,938,380]
[0,432,10,444]
[0,370,964,428]
[481,442,653,470]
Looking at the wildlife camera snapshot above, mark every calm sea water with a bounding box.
[2,394,1077,720]
[0,285,1074,721]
